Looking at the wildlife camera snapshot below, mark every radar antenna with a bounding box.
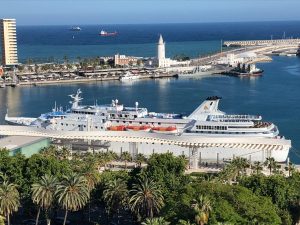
[69,89,83,108]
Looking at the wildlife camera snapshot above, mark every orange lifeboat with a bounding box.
[151,126,177,134]
[126,125,151,132]
[107,125,126,131]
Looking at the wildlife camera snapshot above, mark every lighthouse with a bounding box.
[157,34,165,61]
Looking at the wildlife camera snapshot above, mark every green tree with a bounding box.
[129,176,164,219]
[182,181,282,225]
[56,173,90,225]
[0,181,20,225]
[103,178,128,216]
[264,157,279,175]
[31,174,58,225]
[252,161,263,175]
[193,195,212,225]
[120,151,132,169]
[178,220,195,225]
[135,153,147,167]
[142,217,170,225]
[285,162,295,177]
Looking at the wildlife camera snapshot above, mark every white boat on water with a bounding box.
[119,71,141,81]
[70,26,81,31]
[4,90,291,162]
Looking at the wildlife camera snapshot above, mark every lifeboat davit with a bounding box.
[126,125,151,132]
[151,126,177,134]
[108,125,126,131]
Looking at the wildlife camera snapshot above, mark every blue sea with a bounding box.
[5,21,300,62]
[0,21,300,163]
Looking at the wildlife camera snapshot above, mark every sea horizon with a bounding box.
[0,21,298,64]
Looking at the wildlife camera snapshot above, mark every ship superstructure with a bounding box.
[6,90,280,138]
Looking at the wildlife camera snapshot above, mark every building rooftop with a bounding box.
[0,135,47,150]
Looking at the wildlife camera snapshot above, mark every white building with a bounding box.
[0,19,18,66]
[157,34,171,68]
[217,53,257,67]
[155,35,190,69]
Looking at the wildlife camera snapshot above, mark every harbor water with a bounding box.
[0,56,299,162]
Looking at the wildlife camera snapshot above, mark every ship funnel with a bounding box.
[188,96,224,120]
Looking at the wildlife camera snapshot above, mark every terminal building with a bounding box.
[0,18,18,66]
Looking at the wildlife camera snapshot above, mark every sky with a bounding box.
[1,0,300,25]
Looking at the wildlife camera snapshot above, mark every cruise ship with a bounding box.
[5,90,291,162]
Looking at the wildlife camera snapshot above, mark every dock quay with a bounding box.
[0,125,292,168]
[223,38,300,47]
[7,69,178,86]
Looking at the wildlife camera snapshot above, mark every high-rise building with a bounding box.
[0,19,18,66]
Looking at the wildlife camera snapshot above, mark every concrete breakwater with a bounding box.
[18,72,178,86]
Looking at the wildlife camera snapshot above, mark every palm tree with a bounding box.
[230,157,249,176]
[264,157,278,175]
[120,151,132,169]
[192,195,212,225]
[178,220,196,225]
[141,217,170,225]
[252,161,263,175]
[0,181,20,225]
[103,178,128,217]
[81,165,100,222]
[32,174,58,225]
[135,153,147,167]
[285,162,295,177]
[56,173,90,225]
[129,176,164,219]
[96,151,118,170]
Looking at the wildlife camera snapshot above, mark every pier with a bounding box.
[223,38,300,47]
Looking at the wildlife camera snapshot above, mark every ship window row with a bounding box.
[72,111,95,115]
[196,125,227,130]
[110,114,137,119]
[114,120,162,125]
[194,131,246,134]
[58,123,103,129]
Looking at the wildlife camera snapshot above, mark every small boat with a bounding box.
[222,64,263,77]
[108,125,126,131]
[119,72,141,81]
[151,126,178,134]
[70,26,81,31]
[0,83,5,88]
[126,125,151,132]
[99,30,117,36]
